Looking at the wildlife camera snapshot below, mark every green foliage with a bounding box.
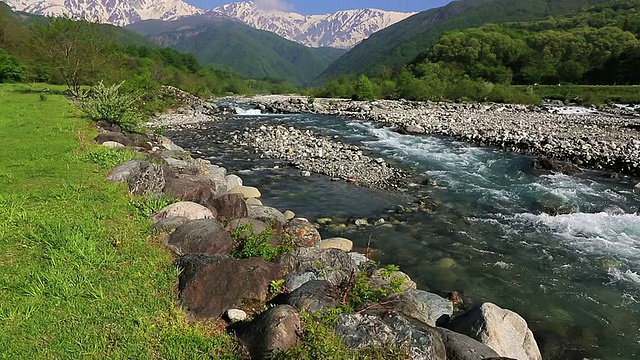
[129,194,175,219]
[269,279,286,294]
[81,146,142,169]
[520,84,640,104]
[352,75,376,101]
[231,222,293,261]
[0,49,25,82]
[78,81,144,132]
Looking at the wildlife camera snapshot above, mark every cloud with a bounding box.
[253,0,294,12]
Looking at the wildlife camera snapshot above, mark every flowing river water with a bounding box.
[167,107,640,359]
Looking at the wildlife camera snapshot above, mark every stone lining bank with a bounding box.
[237,95,640,177]
[90,103,551,359]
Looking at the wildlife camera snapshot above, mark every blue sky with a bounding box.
[186,0,455,14]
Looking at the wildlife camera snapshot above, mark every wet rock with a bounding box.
[447,302,542,360]
[127,162,166,196]
[280,247,358,290]
[106,160,148,183]
[390,290,453,327]
[233,305,302,359]
[228,185,261,199]
[533,157,582,176]
[152,202,214,223]
[335,312,446,360]
[435,327,499,360]
[319,237,353,252]
[210,193,248,221]
[286,280,338,313]
[248,205,287,225]
[175,254,282,318]
[167,219,233,256]
[94,131,134,146]
[286,218,321,248]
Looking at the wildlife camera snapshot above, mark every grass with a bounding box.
[516,85,640,105]
[0,83,239,359]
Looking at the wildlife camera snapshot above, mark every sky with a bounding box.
[186,0,455,14]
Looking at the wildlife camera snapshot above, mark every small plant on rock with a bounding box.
[231,222,292,261]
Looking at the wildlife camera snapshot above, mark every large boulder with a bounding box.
[279,247,358,291]
[286,280,338,313]
[163,177,216,206]
[211,193,248,221]
[106,160,148,183]
[248,205,287,225]
[390,290,453,327]
[436,327,500,360]
[162,157,198,175]
[175,254,282,318]
[447,302,542,360]
[335,312,446,360]
[150,216,191,234]
[127,162,166,196]
[152,202,214,223]
[166,219,233,256]
[233,305,301,359]
[94,131,134,147]
[286,218,321,248]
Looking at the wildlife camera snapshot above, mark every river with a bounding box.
[166,107,640,359]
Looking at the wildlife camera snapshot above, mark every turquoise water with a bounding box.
[168,110,640,359]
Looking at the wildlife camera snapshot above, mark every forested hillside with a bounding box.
[318,0,611,81]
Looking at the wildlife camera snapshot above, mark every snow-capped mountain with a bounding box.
[2,0,202,26]
[209,1,416,48]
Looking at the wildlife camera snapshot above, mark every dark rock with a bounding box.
[167,219,233,256]
[533,157,583,176]
[95,120,122,133]
[286,280,338,313]
[94,131,134,147]
[390,290,454,327]
[285,218,321,248]
[106,160,148,183]
[163,177,216,209]
[127,163,166,196]
[335,311,446,360]
[436,327,499,360]
[534,330,589,360]
[151,216,191,233]
[175,254,282,319]
[211,193,248,221]
[233,305,302,359]
[279,247,358,290]
[162,157,199,175]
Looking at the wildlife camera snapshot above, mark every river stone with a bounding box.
[436,327,499,360]
[533,157,582,176]
[101,140,125,149]
[286,280,338,313]
[369,268,417,295]
[167,219,233,256]
[163,178,216,207]
[211,193,248,220]
[248,205,287,225]
[233,305,301,359]
[335,312,446,360]
[391,290,454,327]
[94,131,134,146]
[152,202,214,223]
[279,247,358,290]
[319,237,353,252]
[283,210,295,221]
[228,185,261,199]
[127,163,166,196]
[150,216,191,234]
[447,302,542,360]
[106,160,148,183]
[286,218,321,248]
[175,254,282,318]
[246,198,263,206]
[158,135,185,151]
[162,157,198,175]
[225,174,243,191]
[225,309,247,322]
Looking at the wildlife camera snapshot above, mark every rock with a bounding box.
[279,248,358,290]
[248,205,287,225]
[166,219,233,256]
[226,218,269,238]
[127,162,166,196]
[228,186,261,199]
[403,124,425,134]
[391,290,453,327]
[286,280,338,313]
[163,178,216,208]
[369,268,417,295]
[152,202,214,223]
[317,218,332,225]
[300,171,311,177]
[94,131,134,146]
[101,140,125,149]
[150,216,191,234]
[535,194,576,216]
[436,327,500,360]
[447,302,542,360]
[106,160,148,183]
[246,198,263,206]
[95,120,121,133]
[175,254,282,318]
[233,305,301,359]
[319,237,353,252]
[335,312,446,360]
[225,309,247,322]
[533,157,582,176]
[210,193,248,221]
[634,182,640,191]
[348,252,370,267]
[157,135,185,151]
[162,157,198,175]
[355,218,369,226]
[285,272,317,292]
[225,174,243,191]
[283,210,295,221]
[286,218,321,248]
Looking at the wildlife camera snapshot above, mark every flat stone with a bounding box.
[319,238,353,252]
[228,186,261,199]
[246,198,263,206]
[152,202,214,223]
[101,141,125,148]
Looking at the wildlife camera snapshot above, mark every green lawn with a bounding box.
[0,84,238,359]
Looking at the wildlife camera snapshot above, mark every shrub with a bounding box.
[230,222,293,261]
[0,49,26,83]
[78,81,144,132]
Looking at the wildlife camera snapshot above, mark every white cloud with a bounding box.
[253,0,294,12]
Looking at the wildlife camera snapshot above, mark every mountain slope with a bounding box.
[208,1,415,49]
[126,15,338,85]
[2,0,202,26]
[319,0,612,80]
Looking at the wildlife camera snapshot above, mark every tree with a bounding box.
[31,18,116,96]
[0,49,25,82]
[353,75,375,101]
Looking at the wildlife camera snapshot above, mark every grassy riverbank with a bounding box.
[516,85,640,105]
[0,84,238,359]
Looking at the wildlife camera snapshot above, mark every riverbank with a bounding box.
[235,95,640,178]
